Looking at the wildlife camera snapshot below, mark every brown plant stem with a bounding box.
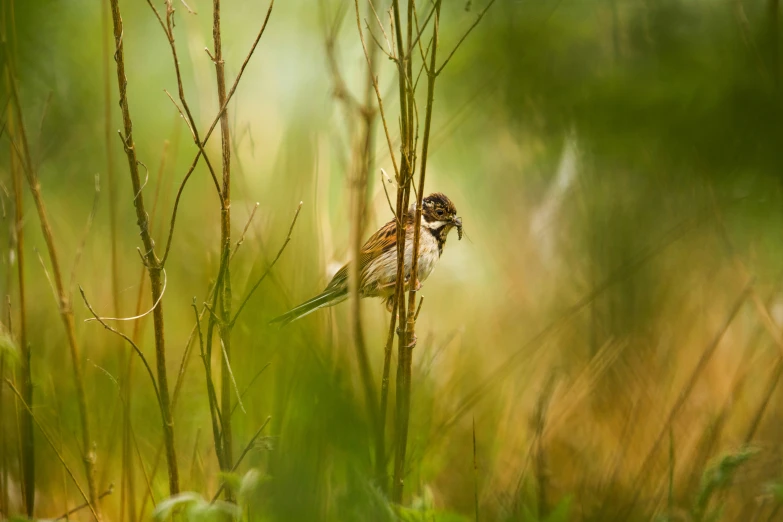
[159,0,274,267]
[3,30,101,522]
[349,43,383,490]
[108,0,180,496]
[55,485,114,522]
[389,0,414,505]
[2,2,32,513]
[393,0,442,505]
[323,0,383,487]
[209,0,235,485]
[7,87,33,519]
[100,0,125,511]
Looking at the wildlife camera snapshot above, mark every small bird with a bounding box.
[271,192,462,326]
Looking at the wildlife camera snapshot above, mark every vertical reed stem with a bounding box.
[4,13,101,517]
[2,2,33,514]
[108,0,180,496]
[209,0,235,488]
[391,0,442,504]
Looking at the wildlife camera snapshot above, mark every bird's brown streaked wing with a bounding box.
[360,218,398,256]
[324,218,400,292]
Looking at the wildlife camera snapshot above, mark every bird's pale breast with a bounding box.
[361,223,442,298]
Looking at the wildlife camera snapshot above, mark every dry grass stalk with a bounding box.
[209,0,237,483]
[4,77,32,518]
[625,281,753,514]
[3,12,101,517]
[353,0,492,503]
[108,0,180,496]
[322,0,384,487]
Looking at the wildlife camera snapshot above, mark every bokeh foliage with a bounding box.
[2,0,783,520]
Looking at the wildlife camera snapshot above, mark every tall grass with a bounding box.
[2,0,783,521]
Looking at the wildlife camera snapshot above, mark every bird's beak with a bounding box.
[454,216,463,240]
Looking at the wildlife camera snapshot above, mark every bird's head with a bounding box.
[422,192,462,240]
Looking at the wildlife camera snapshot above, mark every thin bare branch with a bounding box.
[365,19,396,61]
[435,0,496,76]
[192,299,226,472]
[159,0,275,266]
[146,0,223,202]
[210,416,272,502]
[163,89,196,141]
[353,0,401,182]
[368,0,393,55]
[380,168,401,225]
[79,287,163,412]
[232,201,303,324]
[219,337,245,415]
[54,487,114,522]
[230,362,270,418]
[408,2,436,56]
[231,202,260,260]
[179,0,196,14]
[84,269,167,322]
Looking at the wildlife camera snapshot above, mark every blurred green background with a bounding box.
[3,0,783,520]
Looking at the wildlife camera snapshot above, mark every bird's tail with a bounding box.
[270,289,347,327]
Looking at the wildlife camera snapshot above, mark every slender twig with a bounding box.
[354,0,401,182]
[146,0,222,198]
[365,20,396,61]
[435,0,496,76]
[219,338,245,414]
[5,380,100,522]
[192,298,226,473]
[380,168,401,225]
[367,0,393,55]
[210,416,272,503]
[163,89,196,142]
[230,362,271,418]
[232,202,303,324]
[55,486,114,522]
[159,0,275,266]
[84,270,167,322]
[231,202,260,260]
[4,77,32,518]
[79,287,163,412]
[408,2,436,57]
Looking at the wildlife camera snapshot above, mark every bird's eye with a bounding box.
[436,209,444,216]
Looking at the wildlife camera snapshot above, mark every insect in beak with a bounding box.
[454,217,463,240]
